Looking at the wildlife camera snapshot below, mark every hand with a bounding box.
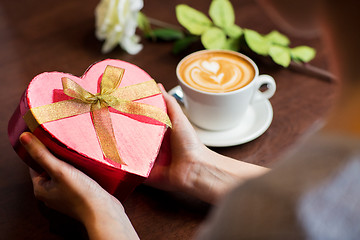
[146,84,209,192]
[20,132,139,240]
[146,85,268,204]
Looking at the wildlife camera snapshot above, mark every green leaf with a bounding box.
[151,28,184,41]
[137,12,153,37]
[269,45,291,67]
[172,36,199,54]
[244,29,270,56]
[224,24,243,38]
[176,4,213,35]
[291,46,316,62]
[265,30,290,46]
[223,37,240,51]
[201,27,227,50]
[209,0,235,29]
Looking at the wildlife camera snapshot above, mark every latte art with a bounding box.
[178,52,255,93]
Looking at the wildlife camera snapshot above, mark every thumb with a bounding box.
[158,84,193,129]
[19,132,63,177]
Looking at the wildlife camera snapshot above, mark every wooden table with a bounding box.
[0,0,338,239]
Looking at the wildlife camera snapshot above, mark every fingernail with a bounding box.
[158,83,166,92]
[19,132,32,146]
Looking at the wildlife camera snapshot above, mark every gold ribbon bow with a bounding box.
[24,65,171,165]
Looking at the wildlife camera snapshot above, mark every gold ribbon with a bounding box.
[24,65,171,165]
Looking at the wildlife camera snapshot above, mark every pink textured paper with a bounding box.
[26,59,167,177]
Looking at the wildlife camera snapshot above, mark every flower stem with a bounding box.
[289,62,337,82]
[147,17,183,30]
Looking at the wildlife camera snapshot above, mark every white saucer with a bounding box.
[168,86,273,147]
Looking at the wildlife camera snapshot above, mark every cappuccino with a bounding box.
[176,50,276,131]
[177,50,255,93]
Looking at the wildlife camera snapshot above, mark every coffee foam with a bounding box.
[179,52,255,93]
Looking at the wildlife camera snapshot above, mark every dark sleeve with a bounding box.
[195,133,360,240]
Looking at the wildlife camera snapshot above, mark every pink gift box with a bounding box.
[8,59,170,201]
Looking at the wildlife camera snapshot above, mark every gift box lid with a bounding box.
[25,59,169,177]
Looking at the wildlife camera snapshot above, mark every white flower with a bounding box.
[95,0,144,54]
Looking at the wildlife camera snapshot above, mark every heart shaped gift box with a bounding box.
[8,59,171,201]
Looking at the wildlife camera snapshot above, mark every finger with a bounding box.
[29,167,49,186]
[29,167,41,178]
[158,84,191,126]
[29,167,50,202]
[158,84,200,140]
[20,132,63,177]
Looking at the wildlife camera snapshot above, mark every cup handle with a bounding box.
[251,74,276,103]
[170,85,185,105]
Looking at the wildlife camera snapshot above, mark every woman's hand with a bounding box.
[146,85,269,204]
[146,85,211,194]
[20,132,139,240]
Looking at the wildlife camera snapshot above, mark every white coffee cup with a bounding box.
[176,50,276,131]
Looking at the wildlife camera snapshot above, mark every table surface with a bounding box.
[0,0,338,239]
